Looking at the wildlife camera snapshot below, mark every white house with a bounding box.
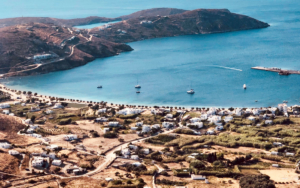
[3,110,9,115]
[105,178,114,182]
[49,153,56,159]
[191,174,206,180]
[121,148,130,156]
[207,130,215,135]
[166,114,173,119]
[21,103,26,106]
[131,155,139,160]
[162,122,173,128]
[8,150,19,155]
[53,103,64,109]
[129,145,138,150]
[132,162,142,167]
[117,108,142,115]
[215,125,224,131]
[235,108,242,116]
[64,134,77,141]
[0,142,12,149]
[0,103,10,109]
[272,164,279,168]
[273,142,283,147]
[200,114,208,120]
[46,145,59,150]
[224,116,233,123]
[24,119,33,125]
[190,118,201,123]
[33,54,52,60]
[271,151,279,155]
[32,157,44,167]
[142,125,151,133]
[46,109,53,114]
[268,107,277,115]
[286,152,295,157]
[142,148,150,154]
[140,20,153,24]
[95,117,108,122]
[151,124,161,129]
[97,108,107,114]
[103,128,110,133]
[265,120,273,125]
[27,128,35,134]
[252,109,260,115]
[52,160,62,166]
[248,116,256,121]
[131,127,138,131]
[136,122,143,127]
[30,107,40,112]
[108,122,119,127]
[278,103,288,112]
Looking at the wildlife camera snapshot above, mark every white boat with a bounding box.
[135,79,141,88]
[243,84,247,89]
[187,89,195,94]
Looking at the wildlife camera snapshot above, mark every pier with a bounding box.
[251,66,300,75]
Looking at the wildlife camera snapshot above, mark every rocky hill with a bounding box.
[118,8,187,20]
[0,8,269,77]
[91,9,269,43]
[0,8,187,28]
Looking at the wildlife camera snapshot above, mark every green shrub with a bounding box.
[58,118,72,125]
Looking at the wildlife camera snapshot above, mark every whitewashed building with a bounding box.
[97,108,107,114]
[108,122,119,127]
[32,157,44,167]
[136,122,143,127]
[190,118,201,123]
[0,103,10,109]
[0,142,12,149]
[117,108,143,115]
[52,160,62,166]
[53,103,64,109]
[131,155,139,160]
[24,119,33,125]
[142,125,151,133]
[162,122,173,128]
[8,150,19,155]
[224,116,233,123]
[64,134,77,141]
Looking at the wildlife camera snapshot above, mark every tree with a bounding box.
[115,171,120,177]
[239,175,275,188]
[31,115,36,123]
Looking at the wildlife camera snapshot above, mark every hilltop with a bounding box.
[0,8,269,77]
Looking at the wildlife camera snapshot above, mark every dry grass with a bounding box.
[63,177,105,188]
[0,114,40,145]
[0,152,20,175]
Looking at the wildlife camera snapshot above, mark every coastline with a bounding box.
[0,83,283,109]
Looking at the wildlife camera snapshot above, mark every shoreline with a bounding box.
[0,83,286,110]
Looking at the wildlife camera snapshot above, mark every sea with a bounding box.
[2,0,300,108]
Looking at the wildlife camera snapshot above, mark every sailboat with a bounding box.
[187,83,195,94]
[243,84,247,89]
[135,79,141,88]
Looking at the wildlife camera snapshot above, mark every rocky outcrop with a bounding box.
[91,9,269,43]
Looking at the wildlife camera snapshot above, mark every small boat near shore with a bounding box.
[187,89,195,94]
[135,79,141,88]
[243,84,247,89]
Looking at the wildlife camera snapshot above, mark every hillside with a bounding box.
[0,16,118,28]
[0,8,269,77]
[91,9,269,43]
[118,8,187,20]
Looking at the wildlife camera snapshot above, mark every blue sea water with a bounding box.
[2,0,300,108]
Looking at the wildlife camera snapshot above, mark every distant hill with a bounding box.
[118,8,187,20]
[0,16,118,28]
[0,8,269,77]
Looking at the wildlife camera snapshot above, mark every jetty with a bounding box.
[251,66,300,75]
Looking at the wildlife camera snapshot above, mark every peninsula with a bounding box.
[0,8,269,77]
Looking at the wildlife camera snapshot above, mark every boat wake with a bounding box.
[213,65,242,72]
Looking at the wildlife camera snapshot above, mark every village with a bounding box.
[0,86,300,188]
